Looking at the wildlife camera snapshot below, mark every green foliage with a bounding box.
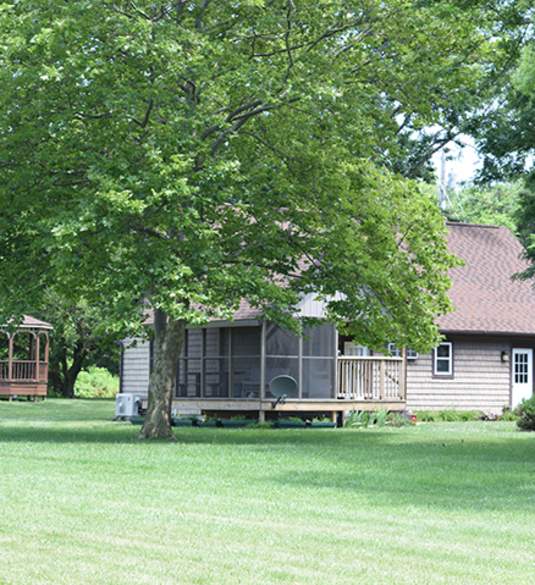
[0,1,522,436]
[386,412,410,427]
[516,396,535,431]
[74,366,119,399]
[500,407,519,422]
[39,289,120,397]
[345,410,371,428]
[415,410,482,422]
[0,0,511,355]
[345,409,390,428]
[447,182,523,231]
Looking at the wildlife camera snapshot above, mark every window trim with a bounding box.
[433,341,454,378]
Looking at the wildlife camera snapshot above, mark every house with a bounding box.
[120,222,535,419]
[0,315,52,400]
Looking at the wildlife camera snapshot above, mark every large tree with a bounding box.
[446,182,523,232]
[0,1,509,438]
[38,290,120,398]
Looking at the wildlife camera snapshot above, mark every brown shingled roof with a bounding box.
[438,222,535,335]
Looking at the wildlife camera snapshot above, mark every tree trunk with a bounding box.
[140,309,185,440]
[63,346,86,398]
[49,344,86,398]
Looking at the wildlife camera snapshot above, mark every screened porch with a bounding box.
[172,321,406,409]
[176,322,336,400]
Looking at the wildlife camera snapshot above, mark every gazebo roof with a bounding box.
[18,315,53,330]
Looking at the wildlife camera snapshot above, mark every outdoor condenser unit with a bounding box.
[115,393,141,419]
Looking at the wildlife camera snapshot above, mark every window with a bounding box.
[343,342,370,356]
[387,343,401,357]
[387,343,418,360]
[433,342,453,376]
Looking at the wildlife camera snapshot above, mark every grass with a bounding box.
[1,400,535,585]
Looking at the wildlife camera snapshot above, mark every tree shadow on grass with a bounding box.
[266,437,535,514]
[0,424,379,446]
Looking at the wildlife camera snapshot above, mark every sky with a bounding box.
[432,134,481,189]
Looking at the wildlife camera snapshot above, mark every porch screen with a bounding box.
[176,326,262,398]
[230,327,261,398]
[176,329,202,398]
[204,328,229,398]
[302,323,335,398]
[265,323,300,398]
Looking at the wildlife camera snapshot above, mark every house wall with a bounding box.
[121,332,534,414]
[406,335,515,413]
[121,338,150,397]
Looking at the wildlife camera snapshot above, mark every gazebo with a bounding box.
[0,315,52,400]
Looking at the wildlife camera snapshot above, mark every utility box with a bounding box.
[115,393,141,419]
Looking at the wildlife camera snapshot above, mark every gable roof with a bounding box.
[0,315,53,331]
[19,315,53,330]
[438,222,535,336]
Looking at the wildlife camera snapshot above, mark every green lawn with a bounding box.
[1,400,534,585]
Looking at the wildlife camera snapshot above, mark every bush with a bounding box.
[75,366,119,399]
[415,410,482,422]
[415,411,437,422]
[386,412,410,427]
[346,410,412,428]
[517,396,535,431]
[344,410,370,428]
[500,407,518,422]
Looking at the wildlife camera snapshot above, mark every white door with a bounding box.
[512,348,533,407]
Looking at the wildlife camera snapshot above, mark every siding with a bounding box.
[406,338,511,413]
[121,338,150,397]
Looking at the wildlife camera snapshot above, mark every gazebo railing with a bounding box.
[337,356,406,401]
[0,360,48,382]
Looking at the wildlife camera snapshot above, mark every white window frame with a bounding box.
[433,342,453,377]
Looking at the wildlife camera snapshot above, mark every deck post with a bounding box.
[400,347,407,400]
[379,359,385,400]
[298,334,303,399]
[260,321,266,400]
[200,328,205,398]
[7,334,13,382]
[258,410,265,424]
[333,328,339,398]
[34,333,40,382]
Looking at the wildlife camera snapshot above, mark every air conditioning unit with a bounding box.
[115,393,141,419]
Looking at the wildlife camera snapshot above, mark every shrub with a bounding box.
[75,366,119,399]
[369,409,388,427]
[415,411,437,422]
[346,409,408,428]
[456,410,482,422]
[387,412,410,427]
[500,407,518,422]
[344,410,370,428]
[415,410,482,422]
[517,396,535,431]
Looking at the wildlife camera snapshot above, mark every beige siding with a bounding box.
[406,339,511,413]
[122,338,150,397]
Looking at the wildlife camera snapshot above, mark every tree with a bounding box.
[471,30,535,264]
[39,290,120,398]
[446,182,523,231]
[0,1,509,438]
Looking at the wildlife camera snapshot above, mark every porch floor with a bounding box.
[166,398,406,415]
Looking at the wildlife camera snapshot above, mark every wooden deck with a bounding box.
[164,355,407,419]
[0,360,49,399]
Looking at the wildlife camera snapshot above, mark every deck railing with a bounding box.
[0,360,48,382]
[337,356,405,401]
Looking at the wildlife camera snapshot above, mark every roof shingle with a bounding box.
[438,222,535,335]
